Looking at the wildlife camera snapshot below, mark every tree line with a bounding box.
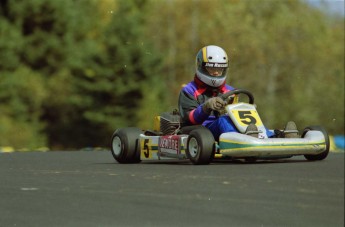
[0,0,343,150]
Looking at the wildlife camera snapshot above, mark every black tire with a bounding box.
[303,126,330,161]
[244,157,257,163]
[111,127,142,163]
[186,127,215,165]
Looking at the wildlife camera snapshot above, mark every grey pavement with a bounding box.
[0,151,344,227]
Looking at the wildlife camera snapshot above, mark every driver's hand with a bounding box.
[225,94,235,104]
[202,97,226,113]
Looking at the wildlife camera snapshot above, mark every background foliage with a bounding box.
[0,0,344,150]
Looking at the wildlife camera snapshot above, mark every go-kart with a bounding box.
[111,89,329,165]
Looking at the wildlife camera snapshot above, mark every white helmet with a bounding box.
[195,45,229,87]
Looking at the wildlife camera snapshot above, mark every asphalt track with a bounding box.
[0,151,344,227]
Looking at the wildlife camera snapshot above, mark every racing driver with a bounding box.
[178,45,297,140]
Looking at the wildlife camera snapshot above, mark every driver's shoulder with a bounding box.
[182,81,201,95]
[220,84,235,93]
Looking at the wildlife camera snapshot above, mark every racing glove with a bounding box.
[202,97,226,114]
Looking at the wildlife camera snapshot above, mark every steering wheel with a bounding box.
[221,89,255,104]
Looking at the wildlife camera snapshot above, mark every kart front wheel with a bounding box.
[303,126,330,161]
[111,127,142,163]
[186,127,215,165]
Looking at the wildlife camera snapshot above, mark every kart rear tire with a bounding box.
[111,127,142,163]
[302,126,330,161]
[186,127,215,165]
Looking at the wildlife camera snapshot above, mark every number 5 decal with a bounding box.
[232,110,263,126]
[239,111,257,125]
[143,139,150,158]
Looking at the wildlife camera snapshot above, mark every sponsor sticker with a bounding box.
[203,62,228,68]
[158,135,180,155]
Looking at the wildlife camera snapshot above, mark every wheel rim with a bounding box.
[188,137,199,158]
[112,136,122,156]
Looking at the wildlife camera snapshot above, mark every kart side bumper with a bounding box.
[218,131,326,157]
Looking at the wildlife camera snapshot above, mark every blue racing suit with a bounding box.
[178,75,274,140]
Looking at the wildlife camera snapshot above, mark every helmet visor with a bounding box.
[201,62,228,77]
[206,67,224,76]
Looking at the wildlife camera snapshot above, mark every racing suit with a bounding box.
[178,75,274,140]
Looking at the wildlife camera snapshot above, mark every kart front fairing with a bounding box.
[216,100,327,158]
[218,130,326,158]
[225,102,270,138]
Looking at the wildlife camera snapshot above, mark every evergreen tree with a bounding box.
[0,0,343,150]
